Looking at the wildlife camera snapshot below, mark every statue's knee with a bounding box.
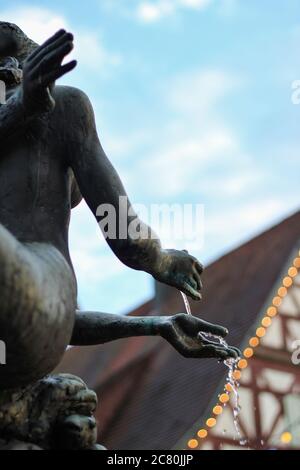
[41,374,97,416]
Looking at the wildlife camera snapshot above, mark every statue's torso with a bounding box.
[0,87,82,389]
[0,85,82,266]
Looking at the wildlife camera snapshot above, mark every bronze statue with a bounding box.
[0,23,239,450]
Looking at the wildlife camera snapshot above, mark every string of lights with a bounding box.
[187,250,300,450]
[271,416,300,446]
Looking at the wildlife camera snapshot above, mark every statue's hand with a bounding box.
[159,314,240,360]
[22,29,77,112]
[152,249,203,301]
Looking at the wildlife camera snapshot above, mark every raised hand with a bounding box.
[151,249,203,301]
[22,29,77,112]
[159,314,240,360]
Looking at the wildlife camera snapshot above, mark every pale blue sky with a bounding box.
[1,0,299,313]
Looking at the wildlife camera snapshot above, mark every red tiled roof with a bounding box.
[56,210,300,449]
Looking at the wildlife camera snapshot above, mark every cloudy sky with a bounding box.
[1,0,299,314]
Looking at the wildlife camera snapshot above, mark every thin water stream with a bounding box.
[180,291,246,445]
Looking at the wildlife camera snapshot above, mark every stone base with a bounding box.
[0,374,104,450]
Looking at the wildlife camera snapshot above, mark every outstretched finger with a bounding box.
[193,270,203,292]
[199,344,228,359]
[197,320,228,338]
[230,346,242,358]
[224,346,239,359]
[181,281,202,301]
[195,260,204,274]
[28,33,74,71]
[201,344,238,360]
[31,41,74,79]
[198,332,220,346]
[40,29,67,49]
[41,60,77,86]
[27,29,66,62]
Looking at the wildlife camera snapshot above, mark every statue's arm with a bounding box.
[0,89,42,142]
[67,97,162,276]
[70,310,240,360]
[67,91,203,301]
[0,90,28,141]
[71,311,160,345]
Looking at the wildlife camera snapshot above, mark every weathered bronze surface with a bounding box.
[0,23,239,449]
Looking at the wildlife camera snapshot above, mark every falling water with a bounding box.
[223,357,244,444]
[180,291,192,315]
[180,291,246,446]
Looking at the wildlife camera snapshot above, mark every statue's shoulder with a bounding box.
[54,85,94,114]
[53,86,95,132]
[53,86,96,138]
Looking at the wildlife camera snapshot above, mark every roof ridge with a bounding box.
[207,209,300,268]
